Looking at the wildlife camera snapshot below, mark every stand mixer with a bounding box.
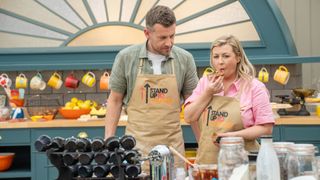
[277,88,315,116]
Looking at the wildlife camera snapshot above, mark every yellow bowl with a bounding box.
[59,108,91,119]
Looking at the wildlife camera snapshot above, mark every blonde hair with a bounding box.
[210,35,256,87]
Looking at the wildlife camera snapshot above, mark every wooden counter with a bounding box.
[1,115,320,129]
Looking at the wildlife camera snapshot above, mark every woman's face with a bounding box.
[211,44,239,80]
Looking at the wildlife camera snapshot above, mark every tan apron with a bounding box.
[126,59,185,171]
[196,95,260,164]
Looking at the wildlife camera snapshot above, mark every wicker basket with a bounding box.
[26,95,61,120]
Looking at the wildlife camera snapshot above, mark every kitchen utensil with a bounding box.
[0,106,11,121]
[0,153,15,171]
[149,145,174,180]
[99,71,109,90]
[48,72,63,89]
[168,146,195,168]
[15,73,28,89]
[65,73,80,89]
[30,73,46,90]
[276,88,316,116]
[258,67,269,83]
[82,71,96,87]
[274,65,290,85]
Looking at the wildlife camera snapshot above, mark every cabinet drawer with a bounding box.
[281,125,320,141]
[0,129,30,144]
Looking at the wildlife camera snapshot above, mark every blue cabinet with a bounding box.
[1,124,320,179]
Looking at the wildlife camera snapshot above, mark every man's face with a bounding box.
[144,23,176,56]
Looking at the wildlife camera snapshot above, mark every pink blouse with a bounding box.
[185,77,275,128]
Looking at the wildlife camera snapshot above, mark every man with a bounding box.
[105,5,198,171]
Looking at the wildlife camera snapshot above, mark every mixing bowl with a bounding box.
[0,153,15,171]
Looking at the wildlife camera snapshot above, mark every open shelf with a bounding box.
[0,146,31,179]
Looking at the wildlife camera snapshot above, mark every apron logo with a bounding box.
[206,105,229,126]
[142,83,172,104]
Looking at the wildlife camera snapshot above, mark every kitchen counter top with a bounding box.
[1,115,320,129]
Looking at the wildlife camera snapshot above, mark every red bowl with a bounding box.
[0,153,15,171]
[59,108,91,119]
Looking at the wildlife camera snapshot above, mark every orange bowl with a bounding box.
[0,153,15,171]
[59,108,91,119]
[9,99,24,107]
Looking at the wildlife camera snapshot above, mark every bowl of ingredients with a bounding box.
[0,153,15,171]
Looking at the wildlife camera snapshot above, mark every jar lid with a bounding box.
[289,144,318,154]
[220,136,244,145]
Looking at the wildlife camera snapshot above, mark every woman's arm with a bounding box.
[217,123,273,140]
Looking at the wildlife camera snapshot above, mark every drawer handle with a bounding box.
[78,132,88,138]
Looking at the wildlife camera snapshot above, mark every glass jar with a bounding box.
[218,137,248,180]
[273,142,294,180]
[287,144,318,179]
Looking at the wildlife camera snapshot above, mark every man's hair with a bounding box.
[145,5,176,28]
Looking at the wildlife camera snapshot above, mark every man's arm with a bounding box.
[105,90,125,139]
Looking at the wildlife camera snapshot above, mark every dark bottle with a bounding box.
[108,150,124,165]
[125,164,141,178]
[78,165,93,178]
[67,165,79,177]
[63,152,79,166]
[91,137,105,152]
[105,136,120,151]
[77,138,92,152]
[124,150,139,164]
[94,149,110,165]
[34,135,52,152]
[120,135,136,150]
[79,152,94,165]
[65,136,78,152]
[50,136,65,151]
[93,164,110,177]
[110,165,120,179]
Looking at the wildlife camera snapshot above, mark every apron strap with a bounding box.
[138,58,144,75]
[138,58,175,75]
[171,59,175,74]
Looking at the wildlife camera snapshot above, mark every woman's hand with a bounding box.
[205,75,224,96]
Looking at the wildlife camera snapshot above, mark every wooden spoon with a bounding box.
[168,146,195,168]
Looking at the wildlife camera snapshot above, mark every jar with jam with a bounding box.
[190,164,218,180]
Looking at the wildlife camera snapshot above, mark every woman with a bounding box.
[184,35,274,164]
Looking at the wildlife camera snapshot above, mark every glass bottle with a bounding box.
[256,135,280,180]
[273,142,294,180]
[218,136,248,180]
[287,144,318,179]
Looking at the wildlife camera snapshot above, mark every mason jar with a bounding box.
[218,137,248,180]
[287,144,318,179]
[273,142,294,180]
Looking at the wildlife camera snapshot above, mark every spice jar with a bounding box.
[287,144,318,179]
[218,137,248,180]
[273,142,294,180]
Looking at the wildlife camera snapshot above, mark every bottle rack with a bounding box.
[34,135,148,180]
